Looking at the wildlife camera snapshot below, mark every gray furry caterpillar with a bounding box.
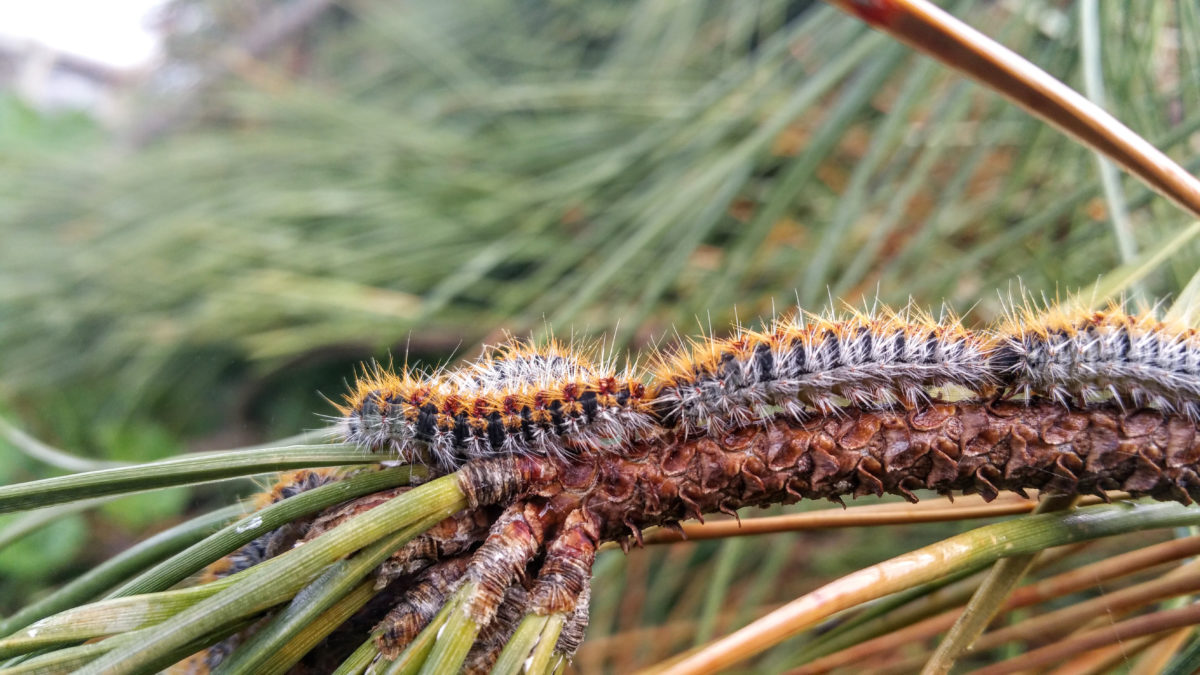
[993,303,1200,418]
[648,306,995,435]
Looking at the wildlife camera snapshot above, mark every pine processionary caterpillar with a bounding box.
[337,340,655,469]
[199,468,339,582]
[253,468,340,509]
[176,470,341,674]
[648,306,995,434]
[338,300,1200,470]
[995,302,1200,417]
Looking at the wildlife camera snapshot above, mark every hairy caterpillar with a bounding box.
[995,302,1200,417]
[338,340,655,469]
[199,468,339,582]
[339,301,1200,469]
[649,306,995,434]
[175,469,341,675]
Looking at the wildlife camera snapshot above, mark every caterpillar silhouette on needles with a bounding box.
[336,299,1200,470]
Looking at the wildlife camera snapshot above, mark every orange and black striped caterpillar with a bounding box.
[338,300,1200,469]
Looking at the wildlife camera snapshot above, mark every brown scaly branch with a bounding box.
[515,399,1200,547]
[281,399,1200,672]
[172,398,1200,673]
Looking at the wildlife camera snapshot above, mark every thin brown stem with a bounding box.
[1127,627,1195,675]
[823,0,1200,219]
[972,559,1200,651]
[639,493,1112,545]
[972,603,1200,675]
[1045,635,1159,675]
[788,536,1200,674]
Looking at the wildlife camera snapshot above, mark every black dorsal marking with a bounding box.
[414,404,439,441]
[579,391,599,419]
[486,412,506,452]
[753,342,774,381]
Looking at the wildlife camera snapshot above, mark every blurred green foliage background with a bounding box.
[2,0,1199,662]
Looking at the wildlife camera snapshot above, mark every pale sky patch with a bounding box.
[0,1,166,69]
